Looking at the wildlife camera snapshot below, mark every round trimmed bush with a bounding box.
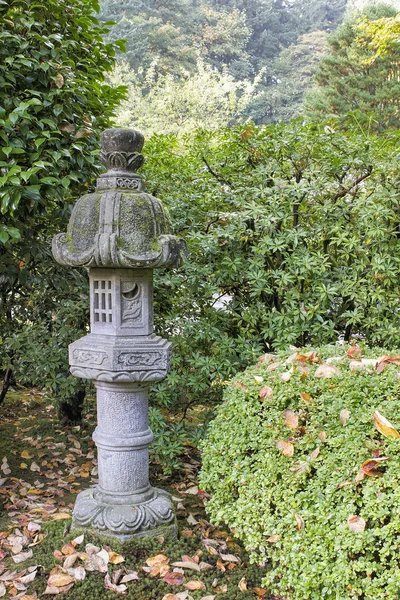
[199,346,400,600]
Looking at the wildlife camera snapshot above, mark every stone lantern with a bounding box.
[52,128,185,539]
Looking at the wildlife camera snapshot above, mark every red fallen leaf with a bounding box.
[294,351,319,364]
[275,440,294,457]
[361,457,390,477]
[259,386,273,400]
[284,409,298,430]
[163,571,184,586]
[377,355,400,373]
[347,515,366,532]
[346,344,362,359]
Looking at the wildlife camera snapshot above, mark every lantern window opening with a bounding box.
[93,279,113,323]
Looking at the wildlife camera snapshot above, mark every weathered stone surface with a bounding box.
[52,128,183,539]
[52,128,186,269]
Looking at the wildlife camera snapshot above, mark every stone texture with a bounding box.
[52,128,184,539]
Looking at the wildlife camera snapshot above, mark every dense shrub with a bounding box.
[143,121,400,416]
[199,346,400,599]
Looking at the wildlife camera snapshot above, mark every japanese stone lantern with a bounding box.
[52,128,185,539]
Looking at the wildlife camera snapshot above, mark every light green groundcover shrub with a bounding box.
[199,346,400,600]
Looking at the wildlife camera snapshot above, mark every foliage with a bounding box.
[356,12,400,58]
[100,0,348,123]
[243,30,329,124]
[304,3,400,130]
[0,0,124,413]
[111,59,263,136]
[137,121,400,418]
[199,346,400,599]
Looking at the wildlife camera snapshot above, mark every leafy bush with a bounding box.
[142,121,400,416]
[199,346,400,599]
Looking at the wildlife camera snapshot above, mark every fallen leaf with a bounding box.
[254,376,264,384]
[275,440,294,457]
[163,571,184,586]
[253,588,267,597]
[66,566,86,581]
[30,462,40,473]
[300,393,312,404]
[1,458,10,476]
[18,570,37,584]
[295,513,304,530]
[346,344,362,359]
[61,543,76,556]
[361,457,390,477]
[376,355,400,373]
[257,353,275,364]
[280,371,292,382]
[314,364,340,379]
[200,597,216,600]
[294,351,319,364]
[233,381,247,391]
[120,572,140,583]
[347,515,366,533]
[340,409,351,426]
[12,550,33,564]
[238,576,247,591]
[48,572,76,587]
[185,580,206,590]
[0,583,5,597]
[266,535,281,543]
[373,410,400,439]
[185,486,199,495]
[20,451,34,459]
[267,362,281,372]
[104,573,127,594]
[162,595,181,600]
[259,386,273,400]
[309,447,320,461]
[318,431,327,442]
[172,561,200,571]
[283,409,298,430]
[108,551,125,565]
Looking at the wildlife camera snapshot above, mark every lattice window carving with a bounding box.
[93,280,113,323]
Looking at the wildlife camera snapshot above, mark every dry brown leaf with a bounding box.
[314,364,340,379]
[219,553,240,563]
[283,409,298,430]
[47,572,76,587]
[104,573,127,594]
[66,566,86,581]
[254,375,264,384]
[257,354,275,364]
[43,583,74,595]
[162,595,181,600]
[20,451,33,459]
[373,410,400,439]
[163,571,184,586]
[0,584,6,598]
[171,560,200,571]
[120,572,140,583]
[275,440,294,457]
[340,409,351,426]
[280,371,292,382]
[1,458,10,476]
[266,535,282,543]
[346,344,362,360]
[61,543,76,556]
[294,351,319,364]
[295,513,304,530]
[259,386,273,400]
[267,362,281,372]
[146,553,169,568]
[361,457,390,477]
[30,462,40,473]
[377,355,400,373]
[184,580,206,590]
[347,515,366,533]
[238,576,247,591]
[300,393,312,404]
[108,551,125,565]
[233,381,247,391]
[253,588,267,597]
[18,571,37,585]
[309,447,320,461]
[199,597,216,600]
[318,431,327,442]
[12,550,33,564]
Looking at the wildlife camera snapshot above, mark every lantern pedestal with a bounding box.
[72,382,175,540]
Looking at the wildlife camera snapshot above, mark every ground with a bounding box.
[0,389,274,600]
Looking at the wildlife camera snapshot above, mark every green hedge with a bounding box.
[199,346,400,599]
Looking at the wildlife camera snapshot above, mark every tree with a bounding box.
[304,3,400,130]
[0,0,125,415]
[110,59,262,135]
